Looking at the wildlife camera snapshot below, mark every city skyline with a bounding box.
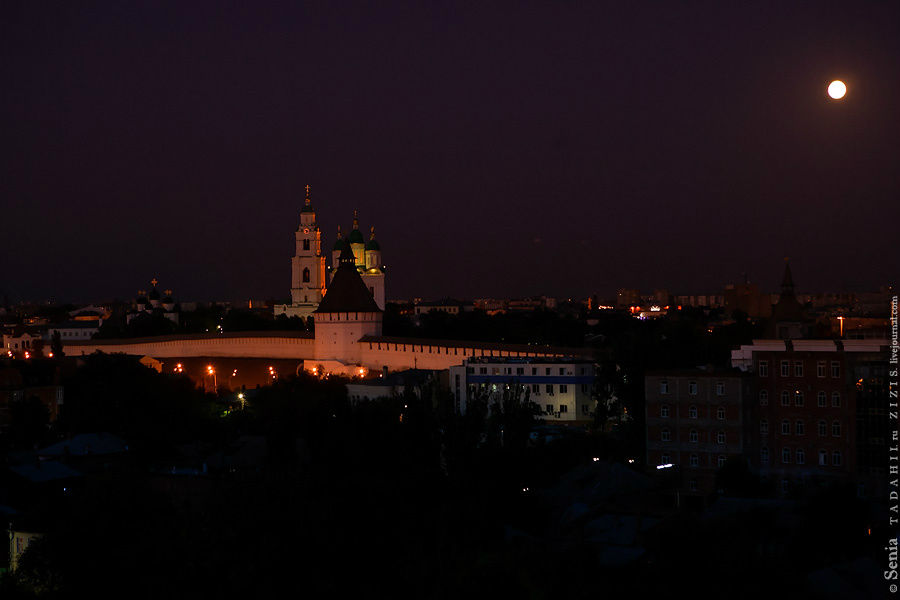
[2,2,898,303]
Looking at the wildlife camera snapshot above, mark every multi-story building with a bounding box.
[645,369,748,497]
[731,339,887,496]
[449,357,596,421]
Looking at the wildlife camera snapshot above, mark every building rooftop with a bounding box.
[316,244,381,314]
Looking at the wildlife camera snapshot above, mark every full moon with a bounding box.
[828,80,847,99]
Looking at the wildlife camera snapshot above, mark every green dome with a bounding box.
[365,239,380,251]
[333,237,347,252]
[348,229,365,244]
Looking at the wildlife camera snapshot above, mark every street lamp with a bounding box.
[207,365,217,390]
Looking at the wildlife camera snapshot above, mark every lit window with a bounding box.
[690,430,698,443]
[760,420,768,435]
[759,361,769,377]
[660,405,669,418]
[832,421,841,437]
[759,390,768,405]
[717,406,725,420]
[795,420,804,435]
[832,392,841,407]
[661,429,671,442]
[817,391,826,407]
[688,381,698,395]
[689,405,698,419]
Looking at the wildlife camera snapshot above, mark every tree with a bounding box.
[50,330,64,358]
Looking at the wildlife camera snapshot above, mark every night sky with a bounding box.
[2,1,898,304]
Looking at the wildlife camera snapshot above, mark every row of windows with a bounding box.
[759,360,840,378]
[660,430,727,444]
[659,405,727,419]
[660,454,729,468]
[761,419,841,437]
[659,381,728,395]
[479,366,583,376]
[472,383,582,395]
[758,390,842,407]
[760,447,842,466]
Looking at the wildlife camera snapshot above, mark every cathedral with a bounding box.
[273,186,386,320]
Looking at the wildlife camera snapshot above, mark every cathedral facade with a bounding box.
[274,187,385,320]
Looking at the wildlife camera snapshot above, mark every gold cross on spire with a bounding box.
[150,277,158,287]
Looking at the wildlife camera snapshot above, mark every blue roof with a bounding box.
[10,461,81,483]
[39,433,128,457]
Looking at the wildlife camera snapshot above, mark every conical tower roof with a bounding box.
[315,240,380,313]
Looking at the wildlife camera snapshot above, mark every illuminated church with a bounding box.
[273,186,386,320]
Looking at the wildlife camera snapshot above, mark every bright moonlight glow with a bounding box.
[828,80,847,99]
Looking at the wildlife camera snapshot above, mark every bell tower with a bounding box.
[275,185,327,320]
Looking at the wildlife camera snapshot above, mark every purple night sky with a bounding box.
[2,1,898,303]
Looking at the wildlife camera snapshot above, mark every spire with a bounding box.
[349,210,364,244]
[365,225,381,251]
[301,184,314,212]
[781,257,794,294]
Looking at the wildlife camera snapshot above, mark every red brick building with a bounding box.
[731,339,886,496]
[645,369,749,497]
